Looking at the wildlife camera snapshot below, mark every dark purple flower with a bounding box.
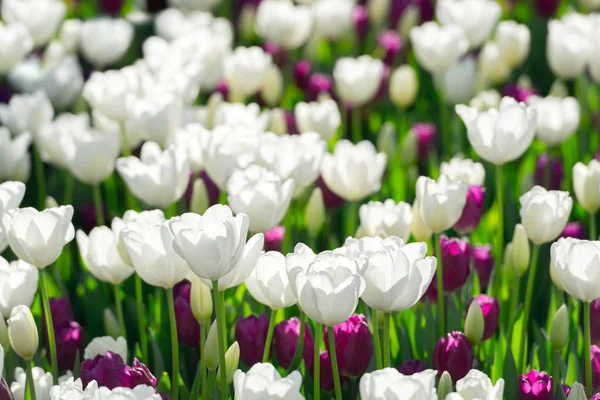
[454,185,486,234]
[389,0,434,30]
[173,281,201,348]
[504,83,537,103]
[264,226,285,252]
[317,176,345,209]
[433,332,473,381]
[273,317,314,370]
[307,73,333,102]
[145,0,168,12]
[80,202,108,233]
[534,0,559,18]
[472,244,494,291]
[284,110,298,135]
[534,153,563,190]
[519,370,553,400]
[378,31,403,65]
[0,378,11,399]
[45,297,74,329]
[235,313,269,366]
[99,0,125,14]
[264,41,288,67]
[467,295,499,341]
[561,222,587,240]
[562,384,571,397]
[375,64,390,102]
[184,171,220,211]
[352,5,369,42]
[0,83,13,104]
[432,236,471,294]
[412,123,436,161]
[80,352,156,390]
[591,345,600,391]
[309,351,345,392]
[324,314,373,377]
[294,60,312,91]
[591,300,600,346]
[398,359,427,375]
[55,321,85,372]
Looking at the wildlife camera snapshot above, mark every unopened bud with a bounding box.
[377,122,397,163]
[190,179,209,215]
[262,65,284,107]
[238,4,256,43]
[269,108,288,136]
[103,308,121,339]
[438,371,453,400]
[8,305,38,361]
[400,131,418,166]
[306,187,325,237]
[549,80,569,98]
[217,341,240,385]
[389,65,418,109]
[566,382,586,400]
[465,300,484,345]
[397,4,420,38]
[368,0,390,26]
[550,304,569,352]
[205,320,220,371]
[191,276,213,325]
[510,224,530,277]
[45,196,59,209]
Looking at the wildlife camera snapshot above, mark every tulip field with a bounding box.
[1,0,600,399]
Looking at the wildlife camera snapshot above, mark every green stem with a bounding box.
[435,234,446,338]
[345,201,359,239]
[591,212,597,240]
[199,323,207,400]
[382,312,391,368]
[439,92,450,157]
[135,275,148,361]
[167,288,180,400]
[507,276,520,342]
[327,327,343,400]
[519,244,540,374]
[212,281,228,400]
[113,284,126,339]
[351,107,362,143]
[491,165,504,297]
[314,323,321,400]
[371,308,383,369]
[26,360,37,400]
[40,270,58,384]
[553,351,561,396]
[63,172,74,205]
[205,369,216,400]
[262,308,277,362]
[286,311,306,373]
[93,185,105,226]
[585,301,592,397]
[220,290,227,354]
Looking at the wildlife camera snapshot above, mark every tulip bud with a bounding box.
[206,92,223,129]
[368,0,390,26]
[261,65,284,107]
[550,304,569,352]
[205,320,220,371]
[400,131,418,166]
[45,195,59,209]
[235,314,269,366]
[0,317,8,351]
[592,393,600,400]
[273,317,315,370]
[397,359,426,375]
[376,122,397,163]
[464,301,484,345]
[397,3,420,38]
[591,299,600,345]
[268,108,288,136]
[566,382,585,400]
[412,123,437,162]
[324,314,373,377]
[473,244,494,291]
[294,60,311,91]
[103,308,121,339]
[468,295,499,341]
[432,236,470,294]
[238,4,256,43]
[433,332,474,381]
[190,277,213,325]
[561,222,587,240]
[453,185,486,234]
[306,187,326,237]
[519,370,553,399]
[190,179,209,215]
[438,371,453,400]
[264,226,285,252]
[8,305,38,361]
[510,224,530,277]
[353,6,369,43]
[534,153,563,190]
[217,341,240,385]
[389,65,418,109]
[549,80,569,98]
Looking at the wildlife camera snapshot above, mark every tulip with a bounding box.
[377,31,402,65]
[416,175,468,234]
[455,369,505,400]
[333,56,384,108]
[217,342,240,385]
[360,368,438,399]
[111,209,165,266]
[234,363,304,399]
[0,377,8,400]
[103,309,120,339]
[592,394,600,400]
[0,318,8,353]
[36,113,88,169]
[10,366,53,400]
[263,226,284,252]
[0,90,54,136]
[308,350,345,393]
[246,251,297,311]
[8,305,38,361]
[527,96,580,147]
[440,157,485,186]
[307,73,334,102]
[496,21,531,69]
[411,201,433,242]
[0,22,33,74]
[467,295,499,341]
[83,336,128,361]
[434,332,474,381]
[235,314,269,367]
[50,378,161,399]
[551,238,600,302]
[212,102,270,132]
[519,370,553,400]
[464,300,484,345]
[190,276,213,326]
[42,297,73,334]
[205,320,220,371]
[472,244,494,290]
[436,0,500,48]
[573,160,600,219]
[305,188,326,238]
[388,65,419,110]
[376,123,397,163]
[80,352,156,390]
[117,142,190,209]
[356,200,413,241]
[534,154,563,191]
[79,18,134,69]
[0,258,38,319]
[2,0,66,47]
[434,57,478,105]
[550,304,569,352]
[224,46,272,100]
[294,99,341,142]
[592,346,600,391]
[255,0,312,49]
[173,281,201,348]
[504,83,537,103]
[454,185,486,234]
[478,42,511,86]
[546,20,590,80]
[83,70,137,123]
[510,224,531,277]
[294,60,311,90]
[410,22,468,73]
[0,128,31,183]
[54,321,84,372]
[273,317,315,370]
[456,97,537,165]
[470,89,502,111]
[324,314,373,377]
[520,186,572,245]
[312,0,353,40]
[433,236,471,293]
[560,222,587,240]
[398,359,427,375]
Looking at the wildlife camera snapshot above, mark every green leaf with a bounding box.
[511,309,524,368]
[566,342,580,386]
[178,373,190,400]
[492,329,508,383]
[157,372,171,397]
[503,343,519,400]
[149,328,165,375]
[423,302,437,365]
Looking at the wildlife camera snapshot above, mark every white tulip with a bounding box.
[294,99,341,142]
[0,259,38,319]
[551,238,600,302]
[440,157,486,186]
[0,128,31,183]
[368,0,390,26]
[546,19,591,80]
[360,368,438,400]
[306,188,326,237]
[389,65,419,109]
[416,175,468,233]
[0,90,53,136]
[245,251,297,310]
[83,336,127,361]
[49,380,161,400]
[478,42,511,86]
[213,102,270,132]
[125,91,183,148]
[590,24,600,84]
[261,64,283,107]
[68,128,121,186]
[36,113,88,169]
[8,305,38,361]
[526,95,580,147]
[111,209,165,266]
[573,160,600,213]
[59,19,81,54]
[496,21,530,68]
[333,56,384,107]
[224,47,272,100]
[519,186,572,245]
[79,18,134,69]
[356,200,413,241]
[11,367,57,400]
[83,69,138,122]
[49,378,84,400]
[456,97,537,165]
[234,363,304,400]
[312,0,354,40]
[321,140,387,201]
[410,22,469,73]
[436,0,500,49]
[116,142,190,209]
[167,0,223,12]
[256,0,313,49]
[2,206,75,269]
[434,57,477,105]
[257,132,326,198]
[469,89,501,111]
[227,165,294,233]
[0,181,25,253]
[37,56,84,112]
[455,369,504,400]
[175,124,210,173]
[268,108,287,135]
[154,9,232,42]
[2,0,66,47]
[411,201,432,242]
[0,22,33,74]
[76,227,134,285]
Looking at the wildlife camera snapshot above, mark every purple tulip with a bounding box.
[273,317,314,370]
[433,332,473,381]
[55,321,85,372]
[454,185,486,234]
[324,314,373,377]
[472,244,494,291]
[432,236,471,294]
[173,281,201,348]
[99,0,125,14]
[0,83,13,104]
[534,0,559,18]
[519,370,553,400]
[534,153,563,190]
[375,64,390,102]
[309,351,345,392]
[184,171,220,211]
[284,110,298,135]
[591,345,600,391]
[592,394,600,400]
[80,202,109,233]
[561,222,587,240]
[398,359,427,375]
[264,41,287,67]
[44,297,74,329]
[307,73,333,102]
[378,31,403,65]
[591,300,600,346]
[235,313,269,366]
[412,123,436,161]
[264,226,285,252]
[562,384,571,396]
[294,60,312,91]
[467,295,499,341]
[80,352,156,390]
[145,0,168,12]
[317,176,345,209]
[389,0,434,30]
[504,83,538,103]
[352,5,369,43]
[0,378,11,399]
